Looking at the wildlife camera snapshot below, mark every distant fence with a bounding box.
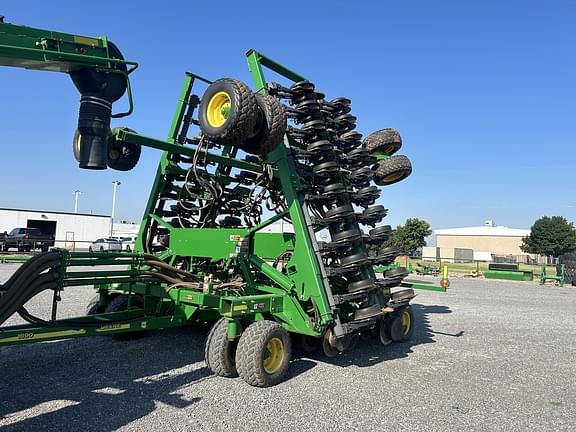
[420,254,557,265]
[0,239,94,254]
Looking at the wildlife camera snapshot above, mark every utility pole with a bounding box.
[73,190,81,213]
[111,180,121,236]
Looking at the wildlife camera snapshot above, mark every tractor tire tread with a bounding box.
[205,318,238,378]
[363,128,402,156]
[373,155,412,186]
[242,94,286,155]
[199,78,258,145]
[236,320,291,387]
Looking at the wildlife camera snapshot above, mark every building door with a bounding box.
[27,219,57,237]
[65,231,75,251]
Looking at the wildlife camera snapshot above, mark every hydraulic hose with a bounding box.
[0,251,62,326]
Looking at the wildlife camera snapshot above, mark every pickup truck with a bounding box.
[2,228,54,252]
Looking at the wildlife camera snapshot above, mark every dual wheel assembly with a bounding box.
[205,302,415,387]
[205,319,291,387]
[197,78,287,155]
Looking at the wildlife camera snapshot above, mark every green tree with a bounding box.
[384,218,432,255]
[521,216,576,257]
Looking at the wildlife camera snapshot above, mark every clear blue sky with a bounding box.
[1,1,574,230]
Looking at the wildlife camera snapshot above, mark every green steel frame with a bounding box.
[0,49,342,346]
[0,45,445,348]
[0,20,138,117]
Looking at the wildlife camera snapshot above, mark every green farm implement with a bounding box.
[0,19,440,386]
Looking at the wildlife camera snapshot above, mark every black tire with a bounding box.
[86,294,105,315]
[236,320,292,387]
[373,155,412,186]
[99,246,104,252]
[107,127,141,171]
[126,245,131,252]
[205,318,238,378]
[198,78,258,145]
[242,94,286,155]
[363,128,402,156]
[389,305,414,342]
[104,294,145,341]
[88,246,93,252]
[378,317,393,346]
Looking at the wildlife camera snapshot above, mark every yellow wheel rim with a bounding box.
[401,310,411,336]
[206,91,231,128]
[263,337,284,374]
[383,171,405,183]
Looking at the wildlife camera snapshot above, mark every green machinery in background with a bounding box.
[483,263,534,282]
[540,264,565,287]
[0,19,443,387]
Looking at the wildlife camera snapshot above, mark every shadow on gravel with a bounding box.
[0,325,211,432]
[294,303,457,370]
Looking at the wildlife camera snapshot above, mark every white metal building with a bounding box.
[0,208,139,250]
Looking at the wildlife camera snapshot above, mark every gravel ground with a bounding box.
[1,264,575,431]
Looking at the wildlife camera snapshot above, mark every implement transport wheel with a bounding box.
[86,294,106,315]
[389,305,414,342]
[105,294,145,341]
[242,94,287,155]
[322,329,339,357]
[205,318,238,378]
[363,128,402,156]
[378,317,393,346]
[107,127,141,171]
[373,155,412,186]
[236,320,292,387]
[198,78,258,145]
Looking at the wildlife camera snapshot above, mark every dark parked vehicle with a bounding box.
[0,231,7,252]
[3,228,54,252]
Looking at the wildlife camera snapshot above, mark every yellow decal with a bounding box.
[233,304,248,312]
[0,329,86,344]
[96,323,131,332]
[73,36,99,47]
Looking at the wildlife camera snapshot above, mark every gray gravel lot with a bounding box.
[1,263,575,431]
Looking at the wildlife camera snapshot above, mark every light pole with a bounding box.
[73,190,81,213]
[111,180,121,236]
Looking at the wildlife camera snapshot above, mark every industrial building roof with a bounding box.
[434,226,530,237]
[0,207,109,218]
